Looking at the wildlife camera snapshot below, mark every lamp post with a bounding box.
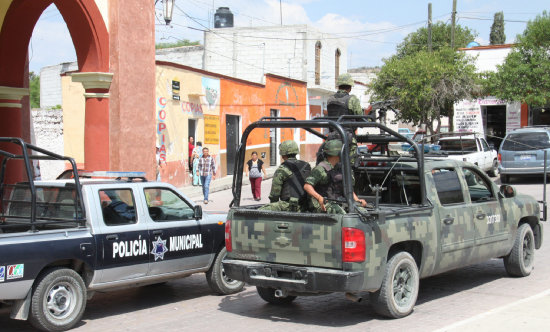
[163,0,174,25]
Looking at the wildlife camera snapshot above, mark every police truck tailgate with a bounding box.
[228,209,343,269]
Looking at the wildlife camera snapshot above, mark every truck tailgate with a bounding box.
[229,209,343,269]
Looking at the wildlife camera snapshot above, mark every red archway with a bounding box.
[0,0,110,182]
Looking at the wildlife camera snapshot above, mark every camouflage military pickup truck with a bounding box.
[223,117,545,318]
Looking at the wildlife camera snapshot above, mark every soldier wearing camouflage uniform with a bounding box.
[259,140,311,212]
[324,73,363,164]
[305,140,367,214]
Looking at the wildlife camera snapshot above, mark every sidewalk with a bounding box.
[178,165,278,200]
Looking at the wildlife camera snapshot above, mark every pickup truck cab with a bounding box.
[223,117,544,318]
[434,133,499,177]
[0,138,243,331]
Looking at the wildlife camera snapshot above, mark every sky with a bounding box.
[28,0,549,73]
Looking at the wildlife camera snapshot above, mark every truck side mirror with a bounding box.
[194,205,203,220]
[499,185,516,198]
[489,143,495,150]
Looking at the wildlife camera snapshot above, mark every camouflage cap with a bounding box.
[324,139,343,156]
[279,140,299,156]
[336,73,354,87]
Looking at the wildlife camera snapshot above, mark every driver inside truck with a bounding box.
[304,139,367,214]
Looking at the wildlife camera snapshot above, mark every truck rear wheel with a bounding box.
[504,223,535,277]
[29,268,86,332]
[488,160,499,177]
[372,252,419,318]
[256,287,297,305]
[206,247,244,295]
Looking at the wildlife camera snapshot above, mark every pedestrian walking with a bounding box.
[197,147,216,204]
[245,151,267,201]
[188,136,195,173]
[192,141,203,158]
[192,151,202,186]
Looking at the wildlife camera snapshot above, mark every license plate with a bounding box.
[519,155,534,161]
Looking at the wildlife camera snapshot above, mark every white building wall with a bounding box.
[40,62,78,108]
[155,46,204,69]
[203,25,346,87]
[462,47,511,72]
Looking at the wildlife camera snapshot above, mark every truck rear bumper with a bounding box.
[223,260,364,293]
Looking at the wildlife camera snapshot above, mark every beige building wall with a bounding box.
[61,74,85,164]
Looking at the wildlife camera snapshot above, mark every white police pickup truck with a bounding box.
[434,133,499,177]
[0,138,242,331]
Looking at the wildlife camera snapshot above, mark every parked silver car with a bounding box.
[498,127,550,183]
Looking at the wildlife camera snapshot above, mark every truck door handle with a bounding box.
[152,230,163,236]
[106,234,118,241]
[443,217,454,225]
[476,213,486,220]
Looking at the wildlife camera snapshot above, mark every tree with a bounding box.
[490,12,506,45]
[29,72,40,108]
[370,49,479,134]
[396,22,477,58]
[487,11,550,106]
[155,39,200,49]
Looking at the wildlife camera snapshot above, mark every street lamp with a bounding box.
[162,0,174,25]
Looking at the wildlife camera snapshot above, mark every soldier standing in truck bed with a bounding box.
[259,140,311,212]
[305,139,367,214]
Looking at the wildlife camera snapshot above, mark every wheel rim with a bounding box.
[522,231,534,267]
[392,263,414,307]
[493,161,499,176]
[44,282,77,320]
[221,253,240,287]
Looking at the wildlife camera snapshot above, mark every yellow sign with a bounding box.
[204,115,220,144]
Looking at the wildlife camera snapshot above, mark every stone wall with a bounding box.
[30,108,65,180]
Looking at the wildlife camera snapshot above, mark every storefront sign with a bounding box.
[157,97,168,162]
[506,102,521,133]
[454,100,484,135]
[204,115,219,144]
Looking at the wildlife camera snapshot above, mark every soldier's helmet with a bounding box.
[336,73,354,88]
[279,140,299,156]
[324,139,343,156]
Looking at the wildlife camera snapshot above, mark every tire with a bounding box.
[256,287,297,305]
[206,247,244,295]
[504,223,535,277]
[488,160,499,177]
[372,252,419,318]
[29,268,87,332]
[500,174,510,184]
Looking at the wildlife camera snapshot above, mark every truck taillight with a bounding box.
[342,227,365,262]
[225,219,232,252]
[498,153,502,163]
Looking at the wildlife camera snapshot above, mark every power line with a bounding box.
[458,15,529,23]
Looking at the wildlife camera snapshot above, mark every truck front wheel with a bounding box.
[488,160,499,177]
[29,268,87,332]
[256,287,297,305]
[372,252,419,318]
[504,223,535,277]
[206,247,245,295]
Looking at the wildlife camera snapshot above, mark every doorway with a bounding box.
[269,109,280,166]
[188,119,197,142]
[226,115,240,175]
[482,105,506,148]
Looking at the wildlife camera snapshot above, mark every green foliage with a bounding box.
[155,39,200,49]
[487,11,550,106]
[370,48,479,133]
[490,12,506,45]
[396,22,477,58]
[29,71,40,108]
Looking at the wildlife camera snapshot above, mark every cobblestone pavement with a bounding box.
[2,177,549,331]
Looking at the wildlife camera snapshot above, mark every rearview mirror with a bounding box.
[499,185,516,198]
[194,205,203,220]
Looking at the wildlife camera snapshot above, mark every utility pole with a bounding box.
[451,0,457,49]
[280,0,283,26]
[428,3,432,52]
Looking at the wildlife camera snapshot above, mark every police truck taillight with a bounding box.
[342,227,365,262]
[225,219,232,252]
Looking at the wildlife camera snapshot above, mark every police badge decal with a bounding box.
[151,237,169,261]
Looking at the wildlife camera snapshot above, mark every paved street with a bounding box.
[2,176,550,331]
